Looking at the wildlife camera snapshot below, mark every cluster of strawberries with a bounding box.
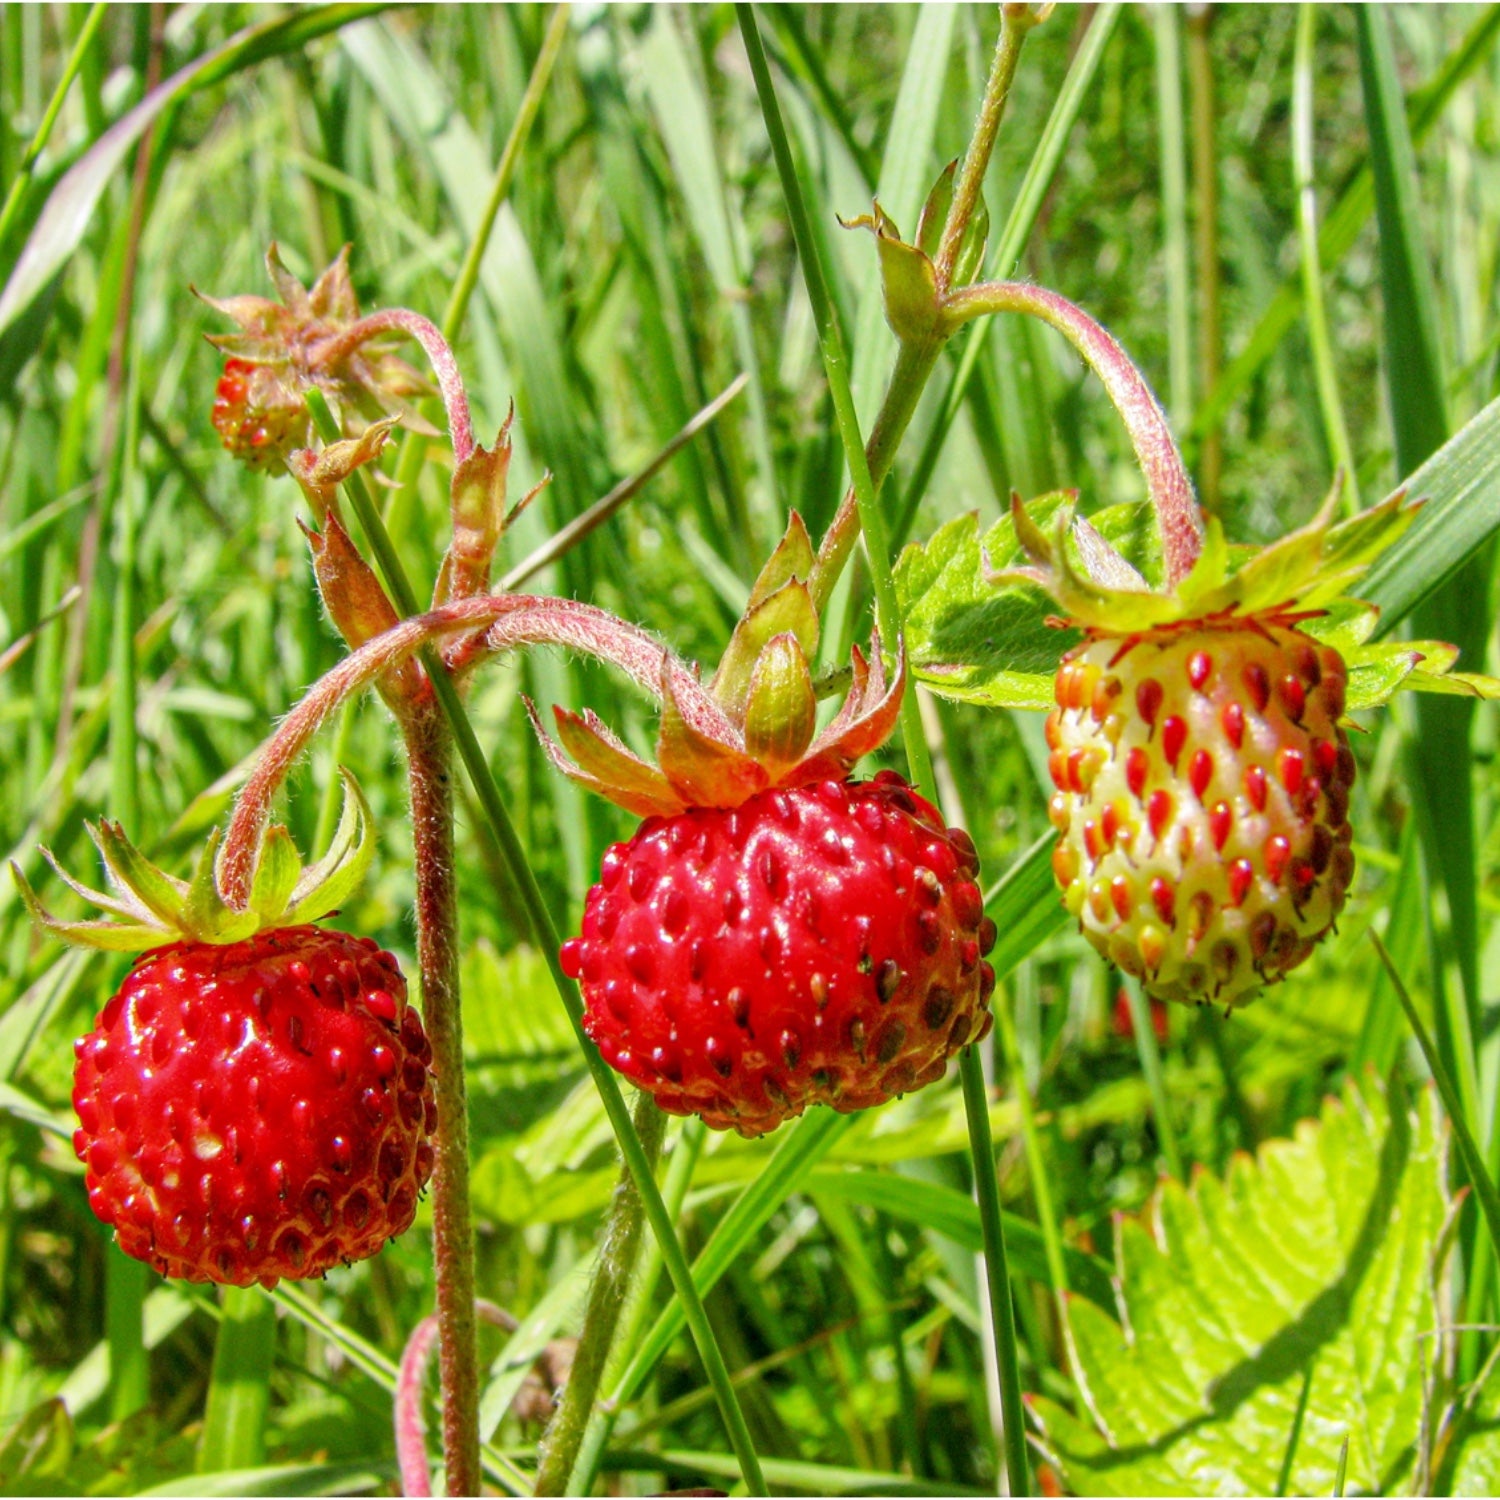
[21,249,1448,1288]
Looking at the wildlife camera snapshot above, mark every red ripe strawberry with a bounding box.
[561,773,996,1137]
[14,774,433,1284]
[533,515,996,1134]
[73,926,436,1287]
[1047,618,1355,1009]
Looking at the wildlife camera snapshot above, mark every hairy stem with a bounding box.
[808,3,1037,612]
[403,706,480,1496]
[533,1092,668,1495]
[743,9,1039,1490]
[315,307,475,464]
[396,1301,520,1498]
[932,5,1040,289]
[947,280,1202,583]
[218,594,686,902]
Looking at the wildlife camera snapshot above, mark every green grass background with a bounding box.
[1,4,1499,1494]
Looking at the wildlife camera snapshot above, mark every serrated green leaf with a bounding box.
[1031,1078,1446,1497]
[896,498,1159,707]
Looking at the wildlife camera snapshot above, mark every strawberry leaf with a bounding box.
[1030,1078,1451,1497]
[896,499,1160,708]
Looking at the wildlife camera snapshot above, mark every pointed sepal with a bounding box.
[17,770,380,954]
[742,633,818,774]
[657,661,768,809]
[435,411,513,608]
[798,635,907,782]
[530,702,686,819]
[709,579,820,717]
[746,512,816,612]
[842,202,944,343]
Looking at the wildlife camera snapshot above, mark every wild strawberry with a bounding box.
[989,486,1465,1011]
[533,515,995,1134]
[201,244,432,475]
[15,774,433,1283]
[72,926,435,1287]
[210,357,311,472]
[560,773,996,1138]
[1048,616,1355,1008]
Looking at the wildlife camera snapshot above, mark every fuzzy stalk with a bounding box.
[396,1300,521,1498]
[403,704,480,1496]
[533,1090,668,1495]
[314,307,475,464]
[218,596,688,902]
[946,280,1202,584]
[932,5,1041,288]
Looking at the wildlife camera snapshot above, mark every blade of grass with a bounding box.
[1373,933,1500,1276]
[1358,14,1489,1264]
[1189,4,1500,448]
[610,1106,852,1412]
[607,1446,992,1497]
[740,12,1031,1488]
[894,4,1121,546]
[139,1460,392,1497]
[565,1120,706,1495]
[1293,4,1360,512]
[982,832,1069,982]
[1274,1364,1315,1497]
[637,8,779,544]
[499,375,748,590]
[0,1,106,253]
[197,1286,276,1474]
[384,2,568,548]
[992,998,1070,1309]
[105,337,147,1429]
[0,4,393,337]
[806,1168,1113,1309]
[1351,817,1426,1078]
[1153,5,1192,430]
[1124,980,1184,1182]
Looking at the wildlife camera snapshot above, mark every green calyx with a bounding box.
[14,770,375,953]
[531,513,905,816]
[995,478,1420,635]
[987,482,1500,711]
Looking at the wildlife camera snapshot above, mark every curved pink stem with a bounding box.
[315,308,475,464]
[218,595,705,906]
[396,1314,442,1498]
[395,1301,520,1498]
[946,281,1203,587]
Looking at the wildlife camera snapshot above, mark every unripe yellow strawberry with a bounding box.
[1046,616,1355,1008]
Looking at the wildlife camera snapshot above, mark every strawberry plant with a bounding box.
[3,7,1500,1499]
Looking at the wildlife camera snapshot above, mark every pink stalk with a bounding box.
[946,281,1203,586]
[395,1301,519,1497]
[315,308,476,465]
[218,595,702,905]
